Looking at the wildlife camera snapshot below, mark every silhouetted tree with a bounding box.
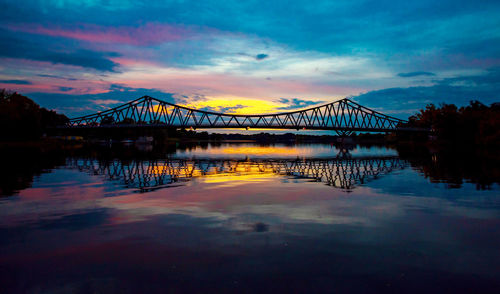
[100,116,115,125]
[407,100,500,146]
[0,89,68,140]
[117,118,135,125]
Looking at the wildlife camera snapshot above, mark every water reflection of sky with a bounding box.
[174,143,398,159]
[1,144,500,293]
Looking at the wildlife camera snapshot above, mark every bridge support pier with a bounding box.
[335,130,353,137]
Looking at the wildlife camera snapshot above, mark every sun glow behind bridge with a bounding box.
[179,96,321,115]
[150,97,321,117]
[66,96,411,135]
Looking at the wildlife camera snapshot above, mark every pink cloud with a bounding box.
[109,57,160,67]
[8,23,192,46]
[0,82,109,95]
[0,82,54,93]
[115,72,363,104]
[0,58,116,94]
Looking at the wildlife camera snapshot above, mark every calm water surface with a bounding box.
[1,143,500,293]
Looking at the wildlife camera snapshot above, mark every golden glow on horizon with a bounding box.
[202,172,278,185]
[148,161,281,185]
[202,163,278,185]
[142,95,329,119]
[147,97,286,118]
[181,97,283,115]
[214,146,310,156]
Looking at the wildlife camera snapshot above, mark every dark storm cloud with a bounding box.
[398,72,435,78]
[277,98,325,110]
[0,79,32,85]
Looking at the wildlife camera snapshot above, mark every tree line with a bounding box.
[1,90,499,146]
[404,100,500,146]
[0,90,68,140]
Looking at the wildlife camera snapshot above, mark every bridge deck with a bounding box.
[64,96,426,133]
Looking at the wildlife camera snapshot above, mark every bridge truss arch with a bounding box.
[67,96,408,134]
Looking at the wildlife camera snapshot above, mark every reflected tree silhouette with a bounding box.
[2,143,499,197]
[397,144,500,190]
[0,146,66,196]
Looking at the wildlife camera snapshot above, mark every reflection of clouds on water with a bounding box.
[2,158,500,292]
[175,143,398,159]
[3,156,498,236]
[198,172,281,189]
[2,153,499,236]
[4,172,498,241]
[2,144,500,294]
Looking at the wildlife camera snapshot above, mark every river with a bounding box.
[1,143,499,293]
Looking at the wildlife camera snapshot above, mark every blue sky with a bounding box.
[0,0,499,118]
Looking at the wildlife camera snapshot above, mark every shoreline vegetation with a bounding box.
[1,90,499,195]
[1,90,499,148]
[0,90,68,141]
[1,138,499,196]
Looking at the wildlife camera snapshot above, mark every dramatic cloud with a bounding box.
[0,32,119,71]
[0,0,499,119]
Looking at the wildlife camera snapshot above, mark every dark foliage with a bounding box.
[0,89,68,140]
[407,100,500,146]
[0,145,67,196]
[397,144,500,190]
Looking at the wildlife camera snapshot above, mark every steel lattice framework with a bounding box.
[67,96,409,134]
[68,156,407,191]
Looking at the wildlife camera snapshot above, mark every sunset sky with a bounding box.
[0,0,499,118]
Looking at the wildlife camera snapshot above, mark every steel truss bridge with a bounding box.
[68,156,407,191]
[67,96,412,135]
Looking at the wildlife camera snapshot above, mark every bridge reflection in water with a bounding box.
[68,156,407,191]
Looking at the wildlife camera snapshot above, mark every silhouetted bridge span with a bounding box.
[66,96,418,135]
[68,156,407,191]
